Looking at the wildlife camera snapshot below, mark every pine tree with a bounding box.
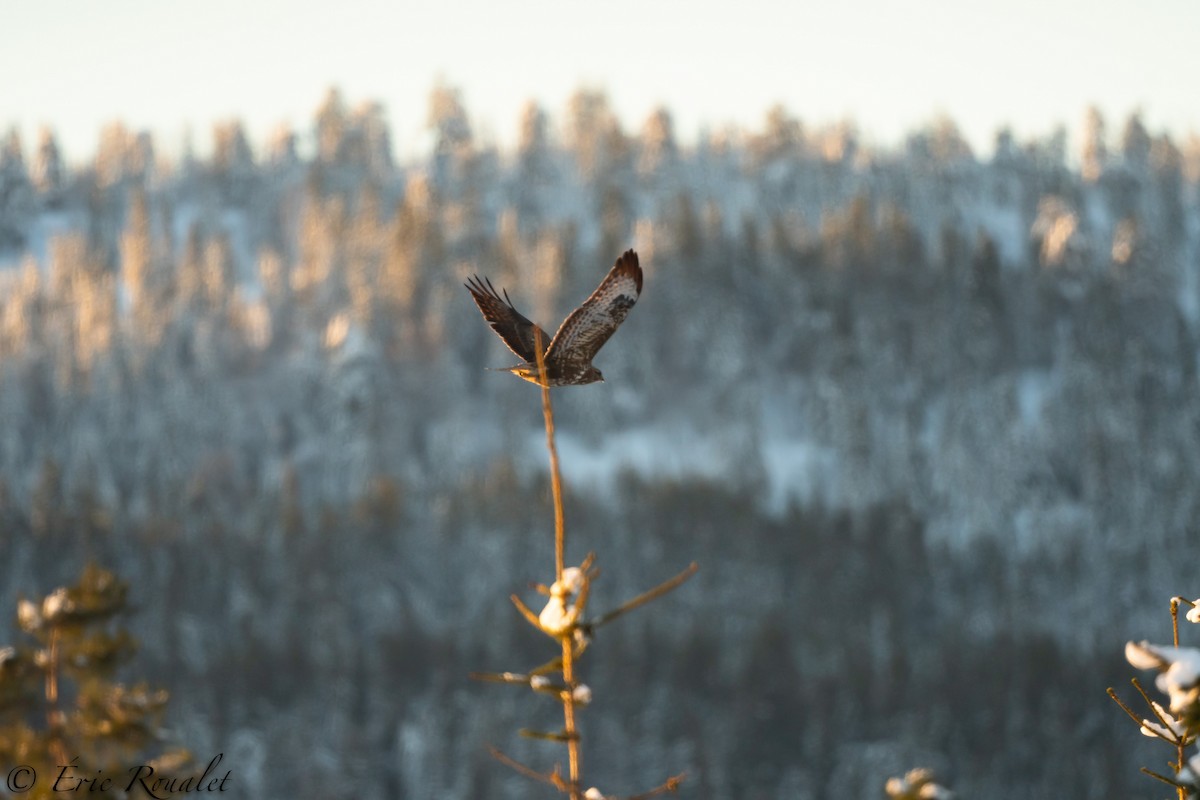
[93,124,154,190]
[31,128,66,208]
[0,564,196,799]
[315,87,348,167]
[348,100,394,178]
[1080,106,1107,183]
[637,106,678,179]
[211,120,256,206]
[750,104,803,167]
[120,187,153,318]
[1149,133,1186,248]
[516,101,552,179]
[0,129,36,251]
[427,81,474,194]
[513,100,554,228]
[1119,110,1152,173]
[564,89,619,181]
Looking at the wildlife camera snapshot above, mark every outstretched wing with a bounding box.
[465,276,551,362]
[546,249,643,365]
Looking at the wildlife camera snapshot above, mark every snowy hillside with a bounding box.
[0,88,1197,799]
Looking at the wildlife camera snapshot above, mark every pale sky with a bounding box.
[4,0,1198,164]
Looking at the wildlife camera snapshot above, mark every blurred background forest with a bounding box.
[0,85,1198,798]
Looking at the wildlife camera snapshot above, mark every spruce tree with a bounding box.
[0,564,195,799]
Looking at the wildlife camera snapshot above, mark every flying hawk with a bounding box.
[465,249,643,386]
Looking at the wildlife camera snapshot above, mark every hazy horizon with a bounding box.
[5,0,1199,162]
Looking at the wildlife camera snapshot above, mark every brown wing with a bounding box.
[545,249,643,366]
[465,275,551,362]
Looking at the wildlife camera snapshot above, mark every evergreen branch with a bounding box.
[1130,678,1162,719]
[530,657,565,677]
[511,593,546,631]
[1139,765,1184,789]
[588,562,699,631]
[487,744,566,789]
[519,727,580,742]
[574,566,594,617]
[1106,687,1145,729]
[628,772,687,799]
[468,671,530,684]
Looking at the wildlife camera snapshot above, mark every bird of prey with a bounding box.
[465,249,643,386]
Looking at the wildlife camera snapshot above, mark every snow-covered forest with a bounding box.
[1,85,1198,798]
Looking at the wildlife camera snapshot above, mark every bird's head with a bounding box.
[586,367,604,384]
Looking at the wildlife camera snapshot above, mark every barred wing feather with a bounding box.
[464,275,552,362]
[545,249,643,366]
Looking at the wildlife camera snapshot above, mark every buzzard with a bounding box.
[465,249,643,386]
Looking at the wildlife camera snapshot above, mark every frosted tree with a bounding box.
[907,115,973,170]
[1029,196,1085,268]
[877,202,924,270]
[292,187,346,316]
[427,81,489,261]
[0,129,36,251]
[265,124,300,170]
[815,119,859,166]
[94,123,154,189]
[347,100,394,179]
[0,256,39,357]
[345,181,386,324]
[1101,112,1156,238]
[377,174,443,353]
[562,90,632,264]
[31,127,66,208]
[637,106,679,181]
[44,231,114,379]
[119,187,152,318]
[517,101,552,175]
[176,222,209,314]
[749,105,808,220]
[427,81,474,194]
[749,103,804,167]
[429,83,473,155]
[564,89,625,181]
[665,190,702,261]
[1182,134,1200,184]
[1111,598,1200,799]
[1027,125,1068,173]
[0,564,195,800]
[212,120,256,205]
[988,126,1023,205]
[513,100,555,229]
[314,89,394,197]
[201,232,235,314]
[1080,106,1108,183]
[1119,110,1152,173]
[1150,133,1186,248]
[315,87,349,167]
[508,222,569,330]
